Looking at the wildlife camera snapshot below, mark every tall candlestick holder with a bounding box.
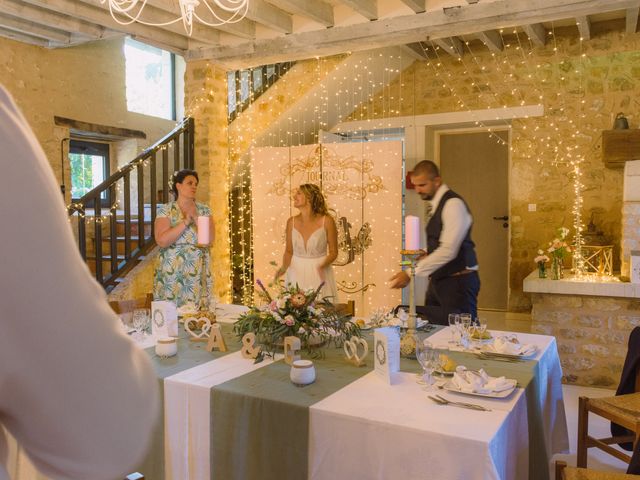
[196,244,216,322]
[399,249,425,358]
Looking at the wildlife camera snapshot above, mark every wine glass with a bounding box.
[415,339,436,388]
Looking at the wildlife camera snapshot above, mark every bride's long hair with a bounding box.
[299,183,329,216]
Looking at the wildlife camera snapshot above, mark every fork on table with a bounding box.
[427,394,492,411]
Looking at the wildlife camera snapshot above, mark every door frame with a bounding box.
[434,125,512,311]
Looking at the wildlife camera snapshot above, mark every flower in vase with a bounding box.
[291,293,307,308]
[534,249,550,264]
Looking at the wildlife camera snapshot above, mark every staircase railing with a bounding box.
[67,117,195,291]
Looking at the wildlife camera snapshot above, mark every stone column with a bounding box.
[621,160,640,278]
[185,60,231,302]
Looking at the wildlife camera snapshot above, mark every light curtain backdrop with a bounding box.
[251,141,403,316]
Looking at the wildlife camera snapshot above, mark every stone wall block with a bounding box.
[577,315,604,328]
[594,331,626,345]
[546,295,583,308]
[532,324,554,335]
[562,357,595,371]
[581,344,610,357]
[559,328,588,339]
[583,375,617,387]
[584,298,623,311]
[558,344,577,354]
[615,315,640,330]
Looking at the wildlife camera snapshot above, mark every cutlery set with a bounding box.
[475,351,526,362]
[427,394,492,411]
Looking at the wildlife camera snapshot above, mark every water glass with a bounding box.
[415,339,436,388]
[447,314,460,344]
[132,308,150,340]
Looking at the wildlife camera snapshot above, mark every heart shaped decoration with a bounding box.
[343,336,368,366]
[185,317,212,341]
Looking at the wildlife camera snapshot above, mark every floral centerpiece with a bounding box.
[547,227,572,279]
[534,250,550,278]
[233,279,359,357]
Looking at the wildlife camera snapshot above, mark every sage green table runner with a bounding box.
[137,323,241,480]
[210,327,549,480]
[210,344,373,480]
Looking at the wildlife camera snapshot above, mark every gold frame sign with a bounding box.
[251,142,402,316]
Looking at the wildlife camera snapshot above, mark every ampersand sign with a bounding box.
[241,332,261,359]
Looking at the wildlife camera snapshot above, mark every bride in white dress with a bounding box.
[275,184,339,302]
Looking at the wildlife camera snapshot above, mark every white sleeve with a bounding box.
[414,197,472,278]
[0,85,159,480]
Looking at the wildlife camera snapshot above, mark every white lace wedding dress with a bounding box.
[285,217,338,302]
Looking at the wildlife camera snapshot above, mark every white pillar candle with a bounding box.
[197,216,210,245]
[405,215,420,250]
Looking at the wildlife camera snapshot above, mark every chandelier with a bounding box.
[101,0,249,36]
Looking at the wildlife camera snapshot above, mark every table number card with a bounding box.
[151,301,178,339]
[374,327,400,384]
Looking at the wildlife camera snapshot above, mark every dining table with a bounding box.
[4,304,569,480]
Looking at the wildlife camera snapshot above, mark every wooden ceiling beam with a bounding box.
[576,15,591,40]
[266,0,334,27]
[522,23,547,47]
[433,37,464,57]
[340,0,377,21]
[626,7,639,33]
[402,42,429,59]
[0,13,70,43]
[399,0,425,14]
[190,0,639,68]
[20,0,189,53]
[246,0,292,33]
[0,25,51,46]
[475,29,503,52]
[0,0,105,39]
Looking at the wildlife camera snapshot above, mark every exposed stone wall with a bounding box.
[108,249,157,301]
[0,36,176,205]
[184,60,231,301]
[347,25,640,311]
[531,292,637,386]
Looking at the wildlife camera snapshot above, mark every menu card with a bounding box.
[151,300,178,338]
[374,327,400,385]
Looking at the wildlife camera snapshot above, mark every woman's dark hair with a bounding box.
[171,169,199,198]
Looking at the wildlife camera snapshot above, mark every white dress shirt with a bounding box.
[414,184,478,278]
[0,85,158,480]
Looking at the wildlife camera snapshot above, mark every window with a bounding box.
[69,140,110,206]
[124,37,176,120]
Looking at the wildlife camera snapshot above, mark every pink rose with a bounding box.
[284,315,295,326]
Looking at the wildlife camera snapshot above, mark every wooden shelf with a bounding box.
[602,129,640,167]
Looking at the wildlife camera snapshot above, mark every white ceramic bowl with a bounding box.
[290,359,316,386]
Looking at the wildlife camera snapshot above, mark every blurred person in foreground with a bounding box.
[0,84,158,480]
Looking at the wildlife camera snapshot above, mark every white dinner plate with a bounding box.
[482,344,538,359]
[434,368,455,376]
[442,378,518,399]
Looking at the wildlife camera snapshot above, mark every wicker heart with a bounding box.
[343,337,368,364]
[185,317,211,339]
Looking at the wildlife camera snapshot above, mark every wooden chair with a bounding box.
[108,293,153,315]
[577,328,640,471]
[556,460,637,479]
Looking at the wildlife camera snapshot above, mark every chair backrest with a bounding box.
[109,294,153,315]
[556,460,637,479]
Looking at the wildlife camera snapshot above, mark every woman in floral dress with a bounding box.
[153,169,215,309]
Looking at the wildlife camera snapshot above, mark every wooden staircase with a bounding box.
[69,118,194,291]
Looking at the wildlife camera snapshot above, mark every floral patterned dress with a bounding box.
[153,201,212,309]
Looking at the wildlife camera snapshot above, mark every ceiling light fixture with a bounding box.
[101,0,249,36]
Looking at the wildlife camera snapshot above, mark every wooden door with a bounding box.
[437,129,509,310]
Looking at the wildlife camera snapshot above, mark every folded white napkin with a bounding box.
[177,303,198,316]
[451,367,513,394]
[491,337,537,356]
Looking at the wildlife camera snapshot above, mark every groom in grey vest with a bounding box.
[390,160,480,325]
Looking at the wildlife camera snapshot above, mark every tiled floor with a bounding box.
[479,309,630,477]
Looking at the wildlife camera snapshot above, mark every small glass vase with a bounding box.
[551,257,564,280]
[538,262,547,279]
